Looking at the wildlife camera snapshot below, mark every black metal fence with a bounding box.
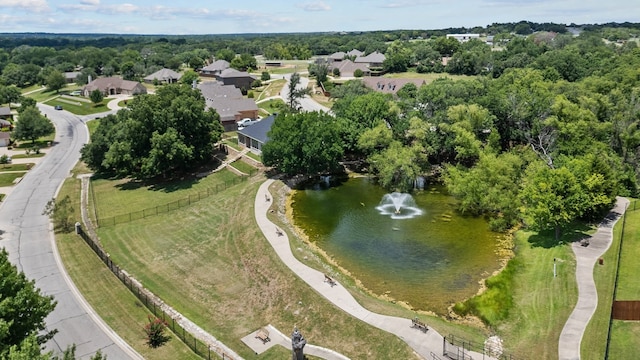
[96,171,257,227]
[443,334,519,360]
[76,225,239,359]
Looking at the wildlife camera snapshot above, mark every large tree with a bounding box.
[262,111,343,176]
[286,72,310,112]
[45,70,66,93]
[81,84,223,179]
[0,249,57,356]
[13,106,55,144]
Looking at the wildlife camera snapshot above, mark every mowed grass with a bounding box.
[582,211,624,360]
[615,208,640,299]
[494,230,580,358]
[383,72,473,83]
[94,175,417,359]
[0,172,27,186]
[90,169,239,219]
[606,205,640,358]
[55,166,202,360]
[45,98,109,115]
[257,98,285,117]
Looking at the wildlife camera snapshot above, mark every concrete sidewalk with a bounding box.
[558,196,629,360]
[255,179,491,360]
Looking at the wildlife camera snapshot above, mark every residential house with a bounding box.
[64,71,81,84]
[200,60,230,77]
[446,34,480,43]
[330,60,370,78]
[237,114,276,154]
[0,107,13,121]
[361,77,426,95]
[198,82,259,131]
[346,49,364,58]
[0,131,10,147]
[144,68,182,84]
[215,69,256,91]
[82,77,147,97]
[354,51,386,68]
[328,51,346,63]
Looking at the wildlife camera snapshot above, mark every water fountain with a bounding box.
[376,192,424,219]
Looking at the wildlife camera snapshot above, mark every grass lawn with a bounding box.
[10,152,46,159]
[55,169,202,360]
[14,134,55,149]
[90,169,240,220]
[45,98,109,116]
[615,208,640,300]
[245,151,262,162]
[0,163,34,171]
[86,118,101,137]
[608,320,640,359]
[256,79,286,101]
[493,226,588,358]
[383,72,473,83]
[25,88,62,103]
[582,209,625,359]
[0,172,27,186]
[223,138,241,151]
[21,84,45,94]
[93,175,418,359]
[257,98,285,116]
[230,159,255,174]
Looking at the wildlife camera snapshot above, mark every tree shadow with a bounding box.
[527,221,594,248]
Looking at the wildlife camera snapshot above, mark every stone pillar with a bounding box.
[291,327,307,360]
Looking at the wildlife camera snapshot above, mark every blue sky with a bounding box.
[0,0,637,34]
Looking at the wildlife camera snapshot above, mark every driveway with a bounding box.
[0,104,139,359]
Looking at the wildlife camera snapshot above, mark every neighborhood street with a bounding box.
[0,104,139,359]
[279,73,332,114]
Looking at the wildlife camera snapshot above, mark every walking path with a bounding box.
[255,179,490,360]
[558,196,629,360]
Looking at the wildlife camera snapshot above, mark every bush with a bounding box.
[332,68,341,76]
[354,69,363,77]
[247,91,254,98]
[144,315,170,348]
[261,71,271,81]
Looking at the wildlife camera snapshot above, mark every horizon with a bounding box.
[1,0,638,35]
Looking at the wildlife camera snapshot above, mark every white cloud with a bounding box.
[299,1,331,11]
[0,0,50,12]
[80,0,99,5]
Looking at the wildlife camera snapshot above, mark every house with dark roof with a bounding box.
[237,114,276,154]
[198,82,259,131]
[361,77,426,95]
[144,68,182,84]
[200,60,230,77]
[82,77,147,97]
[215,69,256,91]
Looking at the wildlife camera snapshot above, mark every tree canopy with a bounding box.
[81,84,223,179]
[0,249,57,357]
[13,106,55,144]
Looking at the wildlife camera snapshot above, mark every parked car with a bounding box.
[237,118,258,128]
[55,105,63,110]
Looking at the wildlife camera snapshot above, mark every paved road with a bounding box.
[0,104,140,359]
[255,179,491,360]
[558,197,629,360]
[279,73,332,114]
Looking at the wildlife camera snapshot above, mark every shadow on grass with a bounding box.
[528,221,594,248]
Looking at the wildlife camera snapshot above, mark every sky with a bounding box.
[0,0,638,35]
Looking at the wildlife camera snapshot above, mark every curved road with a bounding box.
[0,105,139,359]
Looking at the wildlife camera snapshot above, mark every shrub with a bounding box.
[354,69,363,77]
[144,315,170,348]
[247,91,254,98]
[252,79,262,88]
[332,68,341,76]
[261,71,271,81]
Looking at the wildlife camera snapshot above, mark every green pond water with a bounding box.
[291,177,501,314]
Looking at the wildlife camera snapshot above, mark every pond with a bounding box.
[290,176,502,314]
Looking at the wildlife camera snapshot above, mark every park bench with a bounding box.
[255,328,270,344]
[324,274,336,287]
[411,317,429,333]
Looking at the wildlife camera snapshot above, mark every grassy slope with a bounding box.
[94,175,417,360]
[55,165,201,360]
[496,230,580,358]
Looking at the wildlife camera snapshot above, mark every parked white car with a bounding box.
[238,118,258,128]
